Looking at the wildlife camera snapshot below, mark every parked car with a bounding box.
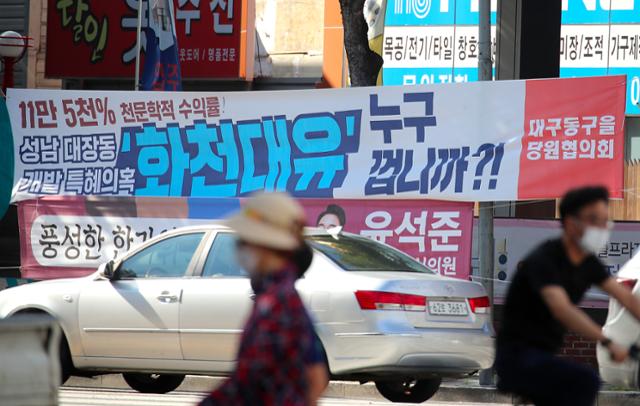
[598,249,640,388]
[0,225,494,403]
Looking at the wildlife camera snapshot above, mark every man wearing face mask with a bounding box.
[495,186,640,406]
[199,192,321,406]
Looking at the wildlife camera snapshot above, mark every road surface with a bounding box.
[59,387,511,406]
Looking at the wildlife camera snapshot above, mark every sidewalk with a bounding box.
[66,375,640,405]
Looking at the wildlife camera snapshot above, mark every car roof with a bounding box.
[160,223,356,238]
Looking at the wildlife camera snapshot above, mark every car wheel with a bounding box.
[58,334,73,384]
[13,311,73,385]
[375,377,442,403]
[122,373,185,394]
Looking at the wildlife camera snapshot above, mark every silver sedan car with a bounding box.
[0,225,494,403]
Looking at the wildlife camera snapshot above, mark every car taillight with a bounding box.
[468,296,491,314]
[617,278,638,290]
[355,291,426,312]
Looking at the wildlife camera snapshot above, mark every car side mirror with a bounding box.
[102,260,119,281]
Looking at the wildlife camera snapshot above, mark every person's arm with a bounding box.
[306,364,329,406]
[541,285,628,362]
[600,277,640,321]
[304,327,329,404]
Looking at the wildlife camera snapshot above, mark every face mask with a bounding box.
[236,246,259,275]
[579,226,611,255]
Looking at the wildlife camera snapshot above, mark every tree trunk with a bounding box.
[338,0,383,87]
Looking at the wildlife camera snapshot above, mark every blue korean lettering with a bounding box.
[218,121,240,181]
[167,124,189,196]
[290,110,361,197]
[397,150,419,192]
[370,92,438,144]
[293,114,341,153]
[135,125,171,196]
[17,169,64,194]
[292,114,343,192]
[96,134,117,161]
[421,147,470,193]
[370,94,403,144]
[365,149,406,195]
[472,143,504,191]
[115,109,362,198]
[403,92,437,143]
[262,116,291,191]
[237,120,267,194]
[19,135,61,164]
[116,124,190,196]
[364,149,419,195]
[366,146,471,197]
[62,134,116,163]
[187,121,222,173]
[185,121,237,197]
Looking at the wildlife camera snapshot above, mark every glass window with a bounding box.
[626,117,640,161]
[118,233,204,278]
[308,234,434,274]
[202,233,246,278]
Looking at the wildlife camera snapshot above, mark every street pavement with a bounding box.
[59,387,511,406]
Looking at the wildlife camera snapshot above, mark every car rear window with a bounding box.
[308,234,434,274]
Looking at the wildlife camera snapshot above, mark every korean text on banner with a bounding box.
[17,197,473,281]
[6,75,626,202]
[45,0,247,79]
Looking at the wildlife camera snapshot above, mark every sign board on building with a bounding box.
[45,0,255,79]
[381,0,640,114]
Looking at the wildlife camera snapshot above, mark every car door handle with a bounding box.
[157,291,179,303]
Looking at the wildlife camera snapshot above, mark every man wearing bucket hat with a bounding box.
[199,192,326,406]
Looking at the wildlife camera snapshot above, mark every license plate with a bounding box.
[428,300,468,316]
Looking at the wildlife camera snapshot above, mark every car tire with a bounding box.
[58,334,73,384]
[122,373,185,394]
[375,377,442,403]
[13,310,73,385]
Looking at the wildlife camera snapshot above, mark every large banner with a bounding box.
[17,197,473,281]
[6,75,625,202]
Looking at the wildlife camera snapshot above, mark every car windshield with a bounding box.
[308,234,434,274]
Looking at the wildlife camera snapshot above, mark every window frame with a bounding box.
[194,231,248,279]
[114,230,211,280]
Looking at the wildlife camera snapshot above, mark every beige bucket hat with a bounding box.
[226,192,306,251]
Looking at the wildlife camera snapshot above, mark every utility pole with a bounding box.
[134,0,144,90]
[478,0,495,387]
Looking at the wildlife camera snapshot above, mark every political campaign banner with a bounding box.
[17,197,473,281]
[6,75,625,203]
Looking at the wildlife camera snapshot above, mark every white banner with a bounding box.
[30,215,212,268]
[5,77,626,202]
